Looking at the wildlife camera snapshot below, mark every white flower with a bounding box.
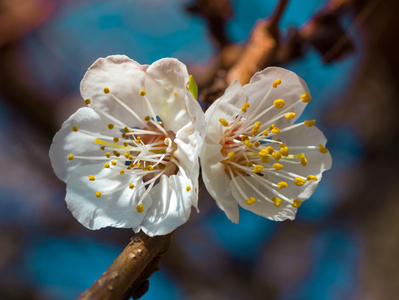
[200,67,332,223]
[49,55,205,236]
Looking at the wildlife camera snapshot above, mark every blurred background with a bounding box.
[1,0,398,299]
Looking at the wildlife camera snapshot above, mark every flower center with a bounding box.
[67,87,189,214]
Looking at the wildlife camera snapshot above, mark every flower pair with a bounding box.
[49,56,332,237]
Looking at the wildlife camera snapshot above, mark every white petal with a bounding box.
[80,55,149,127]
[49,107,113,182]
[135,174,193,236]
[66,165,150,230]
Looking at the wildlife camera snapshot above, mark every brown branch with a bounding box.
[78,231,173,300]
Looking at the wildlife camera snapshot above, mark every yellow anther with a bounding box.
[301,93,312,103]
[280,146,289,157]
[279,143,286,148]
[255,121,261,126]
[88,175,95,181]
[241,102,250,112]
[292,199,302,208]
[272,151,282,161]
[84,99,91,105]
[139,90,146,96]
[219,118,229,127]
[113,137,119,143]
[147,165,154,171]
[262,130,269,136]
[319,144,328,154]
[227,152,235,161]
[137,162,141,168]
[144,116,151,122]
[120,170,125,175]
[123,127,130,133]
[272,197,281,207]
[246,161,253,167]
[104,163,110,168]
[260,156,270,163]
[273,99,285,109]
[285,112,296,119]
[273,163,283,170]
[252,127,259,135]
[245,197,256,205]
[266,146,274,154]
[113,151,120,157]
[174,91,178,98]
[243,102,250,108]
[67,154,74,161]
[244,139,253,148]
[271,126,281,134]
[277,182,288,189]
[241,135,249,141]
[294,177,306,186]
[105,152,110,158]
[111,160,117,166]
[159,149,167,154]
[129,183,135,189]
[107,124,114,130]
[100,146,105,151]
[300,154,307,167]
[72,126,78,132]
[136,204,144,213]
[307,175,318,181]
[124,152,130,158]
[186,186,191,192]
[95,191,102,198]
[273,78,281,88]
[304,120,316,127]
[104,87,110,94]
[137,136,141,140]
[254,141,261,148]
[253,165,264,173]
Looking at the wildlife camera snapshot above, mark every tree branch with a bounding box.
[78,231,173,300]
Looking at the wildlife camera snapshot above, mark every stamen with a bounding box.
[273,99,285,109]
[67,154,74,161]
[319,144,329,153]
[72,126,78,132]
[273,79,281,88]
[272,197,281,207]
[245,197,256,205]
[273,163,283,170]
[136,204,144,213]
[292,199,302,207]
[301,93,312,103]
[277,182,288,189]
[307,175,318,181]
[285,112,296,119]
[186,186,191,192]
[88,175,95,181]
[95,191,102,198]
[304,120,316,127]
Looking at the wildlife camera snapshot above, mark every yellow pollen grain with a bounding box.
[292,199,302,208]
[84,99,91,105]
[104,87,110,94]
[67,154,74,161]
[273,79,281,88]
[271,126,281,134]
[227,152,235,161]
[272,151,282,161]
[262,130,269,136]
[277,182,288,189]
[301,93,312,103]
[113,137,119,143]
[254,141,260,147]
[88,175,95,181]
[273,163,283,170]
[245,197,256,205]
[105,152,111,158]
[136,204,144,213]
[281,146,289,157]
[253,165,264,173]
[72,125,78,132]
[245,139,253,148]
[319,144,329,153]
[300,154,307,167]
[274,99,285,109]
[285,112,296,119]
[111,160,117,166]
[219,118,229,127]
[95,191,102,198]
[139,90,146,96]
[104,162,110,168]
[108,124,114,130]
[304,120,316,127]
[294,177,306,186]
[307,175,318,181]
[186,186,191,192]
[272,197,281,207]
[129,183,135,189]
[120,170,125,175]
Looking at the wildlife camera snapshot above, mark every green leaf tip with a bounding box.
[186,75,198,100]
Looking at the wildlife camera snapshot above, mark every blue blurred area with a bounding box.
[0,0,366,299]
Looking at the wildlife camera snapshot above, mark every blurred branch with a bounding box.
[78,231,173,300]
